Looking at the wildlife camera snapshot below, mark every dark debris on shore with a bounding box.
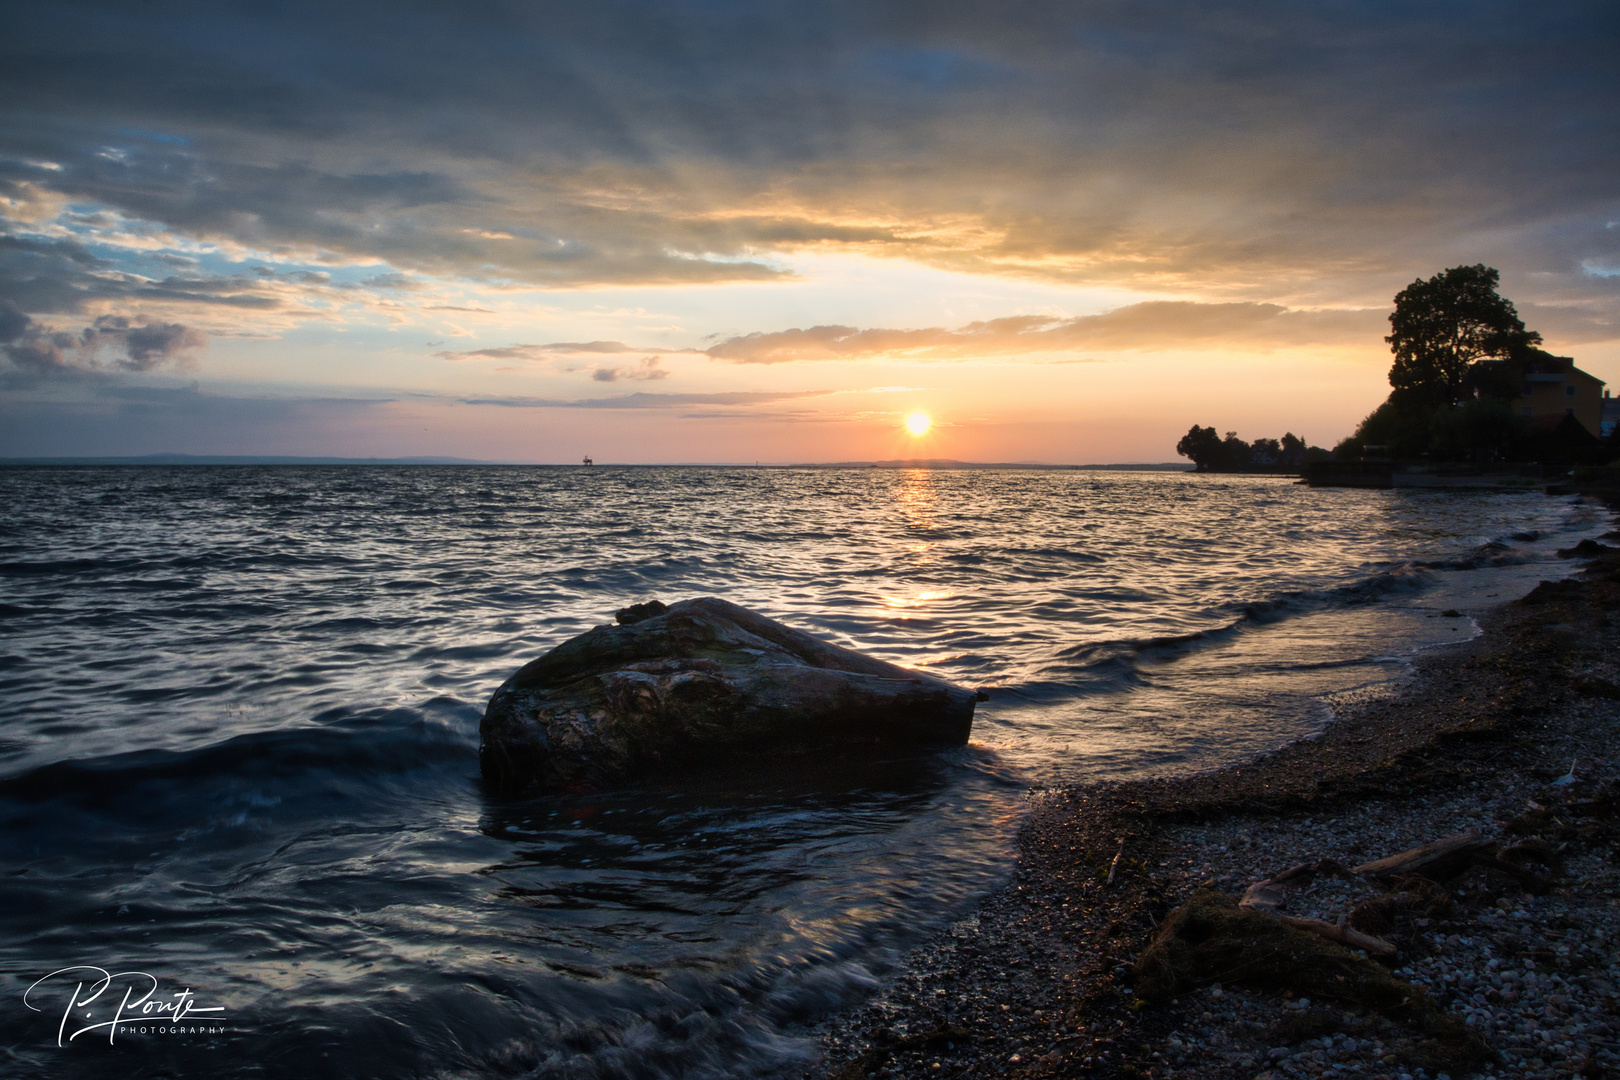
[808,533,1620,1080]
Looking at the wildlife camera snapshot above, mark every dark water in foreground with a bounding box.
[0,466,1604,1078]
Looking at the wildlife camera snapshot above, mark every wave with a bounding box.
[0,558,142,578]
[0,711,476,809]
[998,563,1446,701]
[1226,564,1437,621]
[1412,539,1536,571]
[1052,565,1432,658]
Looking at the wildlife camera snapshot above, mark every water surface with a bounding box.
[0,466,1601,1077]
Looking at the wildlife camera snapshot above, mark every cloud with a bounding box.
[454,390,829,409]
[0,218,523,342]
[0,230,287,317]
[0,298,26,342]
[0,148,793,290]
[458,301,1386,368]
[706,302,1387,362]
[82,314,205,369]
[438,340,698,362]
[0,0,1615,306]
[1517,302,1620,345]
[0,381,396,457]
[591,357,668,382]
[0,299,205,379]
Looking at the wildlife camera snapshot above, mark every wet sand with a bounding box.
[810,534,1620,1079]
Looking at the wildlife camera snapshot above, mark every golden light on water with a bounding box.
[881,589,953,609]
[904,411,932,436]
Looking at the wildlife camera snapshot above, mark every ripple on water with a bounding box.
[0,465,1603,1077]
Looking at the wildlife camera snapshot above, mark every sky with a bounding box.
[2,1,1617,463]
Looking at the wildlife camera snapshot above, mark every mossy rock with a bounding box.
[480,597,980,796]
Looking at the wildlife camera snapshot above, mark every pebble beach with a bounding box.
[811,519,1620,1080]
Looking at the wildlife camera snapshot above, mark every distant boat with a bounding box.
[583,456,593,466]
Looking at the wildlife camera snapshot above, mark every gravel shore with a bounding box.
[809,531,1620,1080]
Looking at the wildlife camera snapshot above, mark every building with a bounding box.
[1511,353,1605,437]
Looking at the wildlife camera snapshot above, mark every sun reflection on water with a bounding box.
[896,468,938,531]
[881,589,953,609]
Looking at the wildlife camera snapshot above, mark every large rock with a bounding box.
[479,597,980,796]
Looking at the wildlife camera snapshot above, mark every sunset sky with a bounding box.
[2,1,1616,462]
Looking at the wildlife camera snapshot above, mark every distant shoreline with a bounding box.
[0,454,1195,470]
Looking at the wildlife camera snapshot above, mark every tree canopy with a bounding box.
[1176,425,1324,471]
[1385,264,1540,406]
[1324,264,1615,465]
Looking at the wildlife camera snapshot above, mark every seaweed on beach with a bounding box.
[1346,874,1451,937]
[1132,889,1495,1072]
[1135,890,1402,1009]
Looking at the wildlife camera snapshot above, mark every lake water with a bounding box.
[0,466,1604,1078]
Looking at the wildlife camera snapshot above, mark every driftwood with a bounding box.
[1275,915,1397,955]
[1227,828,1562,962]
[1239,858,1360,913]
[1237,864,1397,955]
[1352,830,1549,893]
[1352,831,1494,883]
[1196,819,1575,998]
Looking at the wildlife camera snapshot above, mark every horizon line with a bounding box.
[0,453,1196,470]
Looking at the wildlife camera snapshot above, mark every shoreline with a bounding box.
[808,530,1620,1079]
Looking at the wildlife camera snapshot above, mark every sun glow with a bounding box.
[904,411,932,436]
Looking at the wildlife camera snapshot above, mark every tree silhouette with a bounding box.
[1249,437,1282,464]
[1175,425,1223,468]
[1176,426,1325,470]
[1385,264,1540,406]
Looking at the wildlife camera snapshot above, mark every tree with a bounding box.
[1176,425,1223,469]
[1385,264,1540,407]
[1180,425,1327,471]
[1279,432,1306,468]
[1219,431,1249,468]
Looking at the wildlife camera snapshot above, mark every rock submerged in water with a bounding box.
[480,597,981,796]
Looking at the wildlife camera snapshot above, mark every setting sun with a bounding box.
[904,411,932,436]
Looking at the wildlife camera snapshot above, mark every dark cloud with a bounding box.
[0,297,27,341]
[0,231,282,314]
[0,299,204,379]
[0,233,106,313]
[0,0,1614,302]
[0,144,792,288]
[358,272,421,290]
[0,382,393,457]
[1519,302,1620,345]
[86,315,205,369]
